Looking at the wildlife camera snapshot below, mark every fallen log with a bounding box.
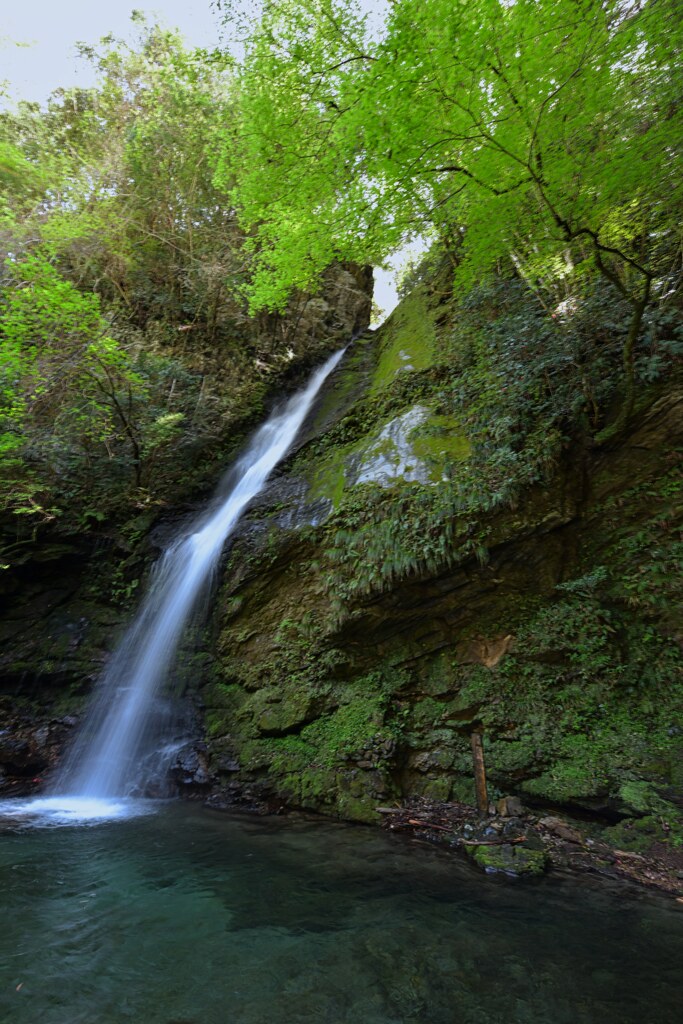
[460,837,527,847]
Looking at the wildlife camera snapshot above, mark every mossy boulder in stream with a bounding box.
[469,842,548,878]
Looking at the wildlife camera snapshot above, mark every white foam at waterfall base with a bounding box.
[2,349,345,823]
[0,795,156,827]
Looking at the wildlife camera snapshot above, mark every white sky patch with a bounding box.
[372,235,430,326]
[362,0,391,41]
[1,2,224,106]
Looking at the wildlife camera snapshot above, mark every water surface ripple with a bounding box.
[1,803,681,1024]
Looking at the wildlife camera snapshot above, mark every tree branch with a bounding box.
[421,164,532,196]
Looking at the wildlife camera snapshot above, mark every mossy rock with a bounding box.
[449,777,477,805]
[616,780,678,818]
[602,815,674,854]
[336,793,381,823]
[278,766,337,809]
[257,701,313,736]
[371,284,436,394]
[421,777,453,802]
[410,414,471,476]
[275,764,385,822]
[469,841,547,877]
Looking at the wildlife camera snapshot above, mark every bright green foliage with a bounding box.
[1,23,239,333]
[221,0,682,432]
[0,140,44,217]
[0,256,146,513]
[2,18,372,546]
[225,0,681,303]
[2,256,102,347]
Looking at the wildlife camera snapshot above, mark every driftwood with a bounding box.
[461,837,527,847]
[406,819,452,832]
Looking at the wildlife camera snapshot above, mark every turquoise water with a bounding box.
[0,803,681,1024]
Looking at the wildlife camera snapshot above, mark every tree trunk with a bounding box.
[595,274,651,446]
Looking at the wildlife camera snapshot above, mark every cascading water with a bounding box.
[1,350,344,824]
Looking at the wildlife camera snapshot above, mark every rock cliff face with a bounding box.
[0,545,124,792]
[152,262,373,379]
[197,276,683,847]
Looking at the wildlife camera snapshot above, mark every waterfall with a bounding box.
[50,349,345,805]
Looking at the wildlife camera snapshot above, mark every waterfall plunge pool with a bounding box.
[1,801,681,1024]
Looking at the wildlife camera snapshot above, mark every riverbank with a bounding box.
[204,787,683,900]
[377,797,683,898]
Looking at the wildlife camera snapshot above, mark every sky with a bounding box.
[0,0,409,323]
[0,2,227,102]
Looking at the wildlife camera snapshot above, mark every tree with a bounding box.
[0,255,148,498]
[220,0,683,438]
[0,20,242,338]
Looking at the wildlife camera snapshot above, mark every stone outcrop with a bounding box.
[199,382,682,821]
[193,278,683,849]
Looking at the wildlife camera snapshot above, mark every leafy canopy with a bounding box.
[219,0,682,312]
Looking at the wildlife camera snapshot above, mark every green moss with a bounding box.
[203,682,243,738]
[521,761,611,803]
[237,739,281,771]
[302,337,376,435]
[419,651,457,696]
[204,709,232,740]
[444,579,683,808]
[371,285,436,394]
[308,455,347,507]
[409,698,448,730]
[266,736,315,773]
[300,690,388,768]
[470,842,547,877]
[260,756,384,823]
[277,765,340,808]
[617,781,678,818]
[244,683,317,736]
[410,414,471,476]
[420,778,453,801]
[336,792,381,823]
[602,814,682,853]
[306,404,468,506]
[449,777,477,804]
